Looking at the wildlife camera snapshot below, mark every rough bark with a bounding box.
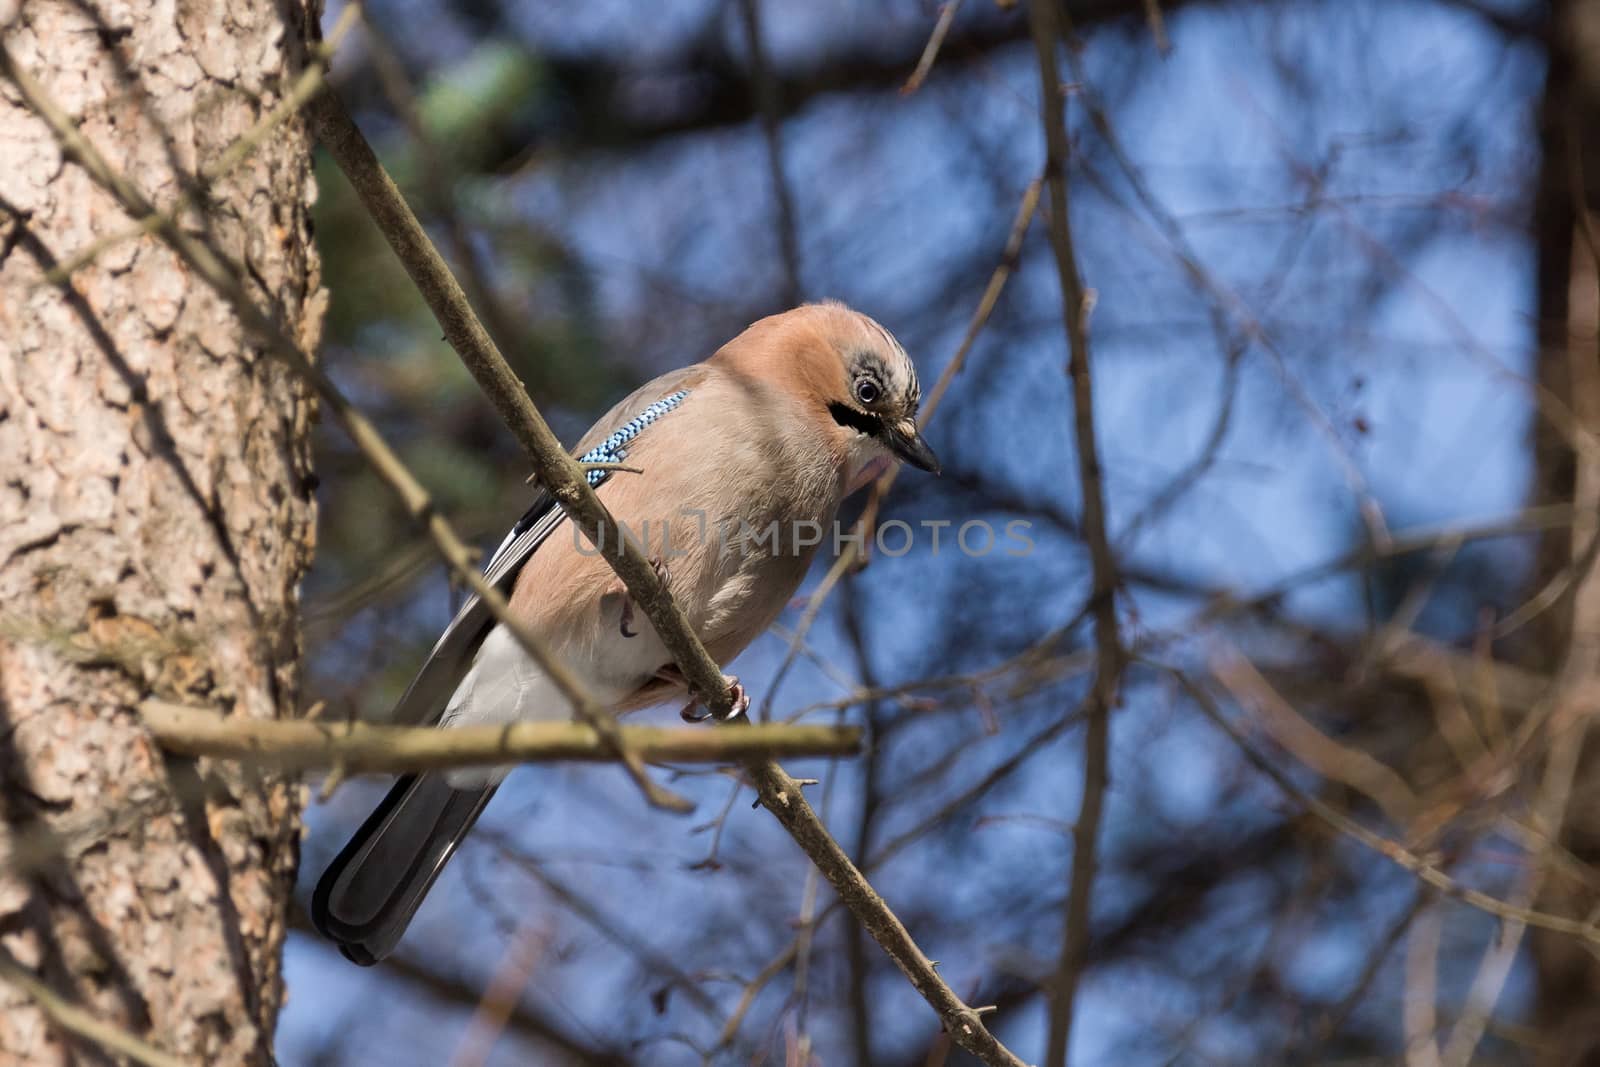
[1526,1,1600,1062]
[0,1,322,1063]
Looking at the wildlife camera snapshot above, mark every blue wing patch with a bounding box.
[506,388,690,541]
[576,389,691,486]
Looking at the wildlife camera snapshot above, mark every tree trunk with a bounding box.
[0,1,322,1063]
[1527,2,1600,1062]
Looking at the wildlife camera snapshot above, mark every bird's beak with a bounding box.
[884,418,941,475]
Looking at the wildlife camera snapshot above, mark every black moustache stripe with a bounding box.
[828,401,884,438]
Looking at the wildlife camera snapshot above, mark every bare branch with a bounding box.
[1028,7,1124,1064]
[140,699,862,773]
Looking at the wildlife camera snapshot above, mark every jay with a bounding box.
[313,302,939,964]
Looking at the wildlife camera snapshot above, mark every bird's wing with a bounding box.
[387,364,712,727]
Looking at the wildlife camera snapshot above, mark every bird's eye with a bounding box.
[854,378,881,405]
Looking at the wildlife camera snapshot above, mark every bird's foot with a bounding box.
[675,672,750,723]
[614,557,671,638]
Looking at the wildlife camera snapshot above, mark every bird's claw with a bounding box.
[679,675,749,723]
[618,557,671,638]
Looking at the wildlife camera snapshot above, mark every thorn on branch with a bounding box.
[525,460,644,486]
[318,762,348,801]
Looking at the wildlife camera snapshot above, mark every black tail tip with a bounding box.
[336,941,383,967]
[311,863,392,967]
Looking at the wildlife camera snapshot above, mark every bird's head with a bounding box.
[724,301,940,486]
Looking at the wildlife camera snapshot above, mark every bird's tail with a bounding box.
[312,773,496,966]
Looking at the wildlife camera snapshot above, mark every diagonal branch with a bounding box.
[902,1,966,95]
[305,90,738,729]
[0,946,190,1067]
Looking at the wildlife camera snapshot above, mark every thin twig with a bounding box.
[1141,0,1171,54]
[921,177,1042,423]
[715,938,800,1051]
[40,3,361,287]
[868,709,1084,873]
[359,11,533,379]
[0,946,191,1067]
[758,546,859,722]
[479,829,723,1018]
[1212,646,1418,827]
[375,948,634,1065]
[736,0,803,306]
[447,918,548,1067]
[1303,891,1430,1048]
[1068,57,1392,549]
[902,1,965,95]
[1402,897,1444,1067]
[1183,504,1577,645]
